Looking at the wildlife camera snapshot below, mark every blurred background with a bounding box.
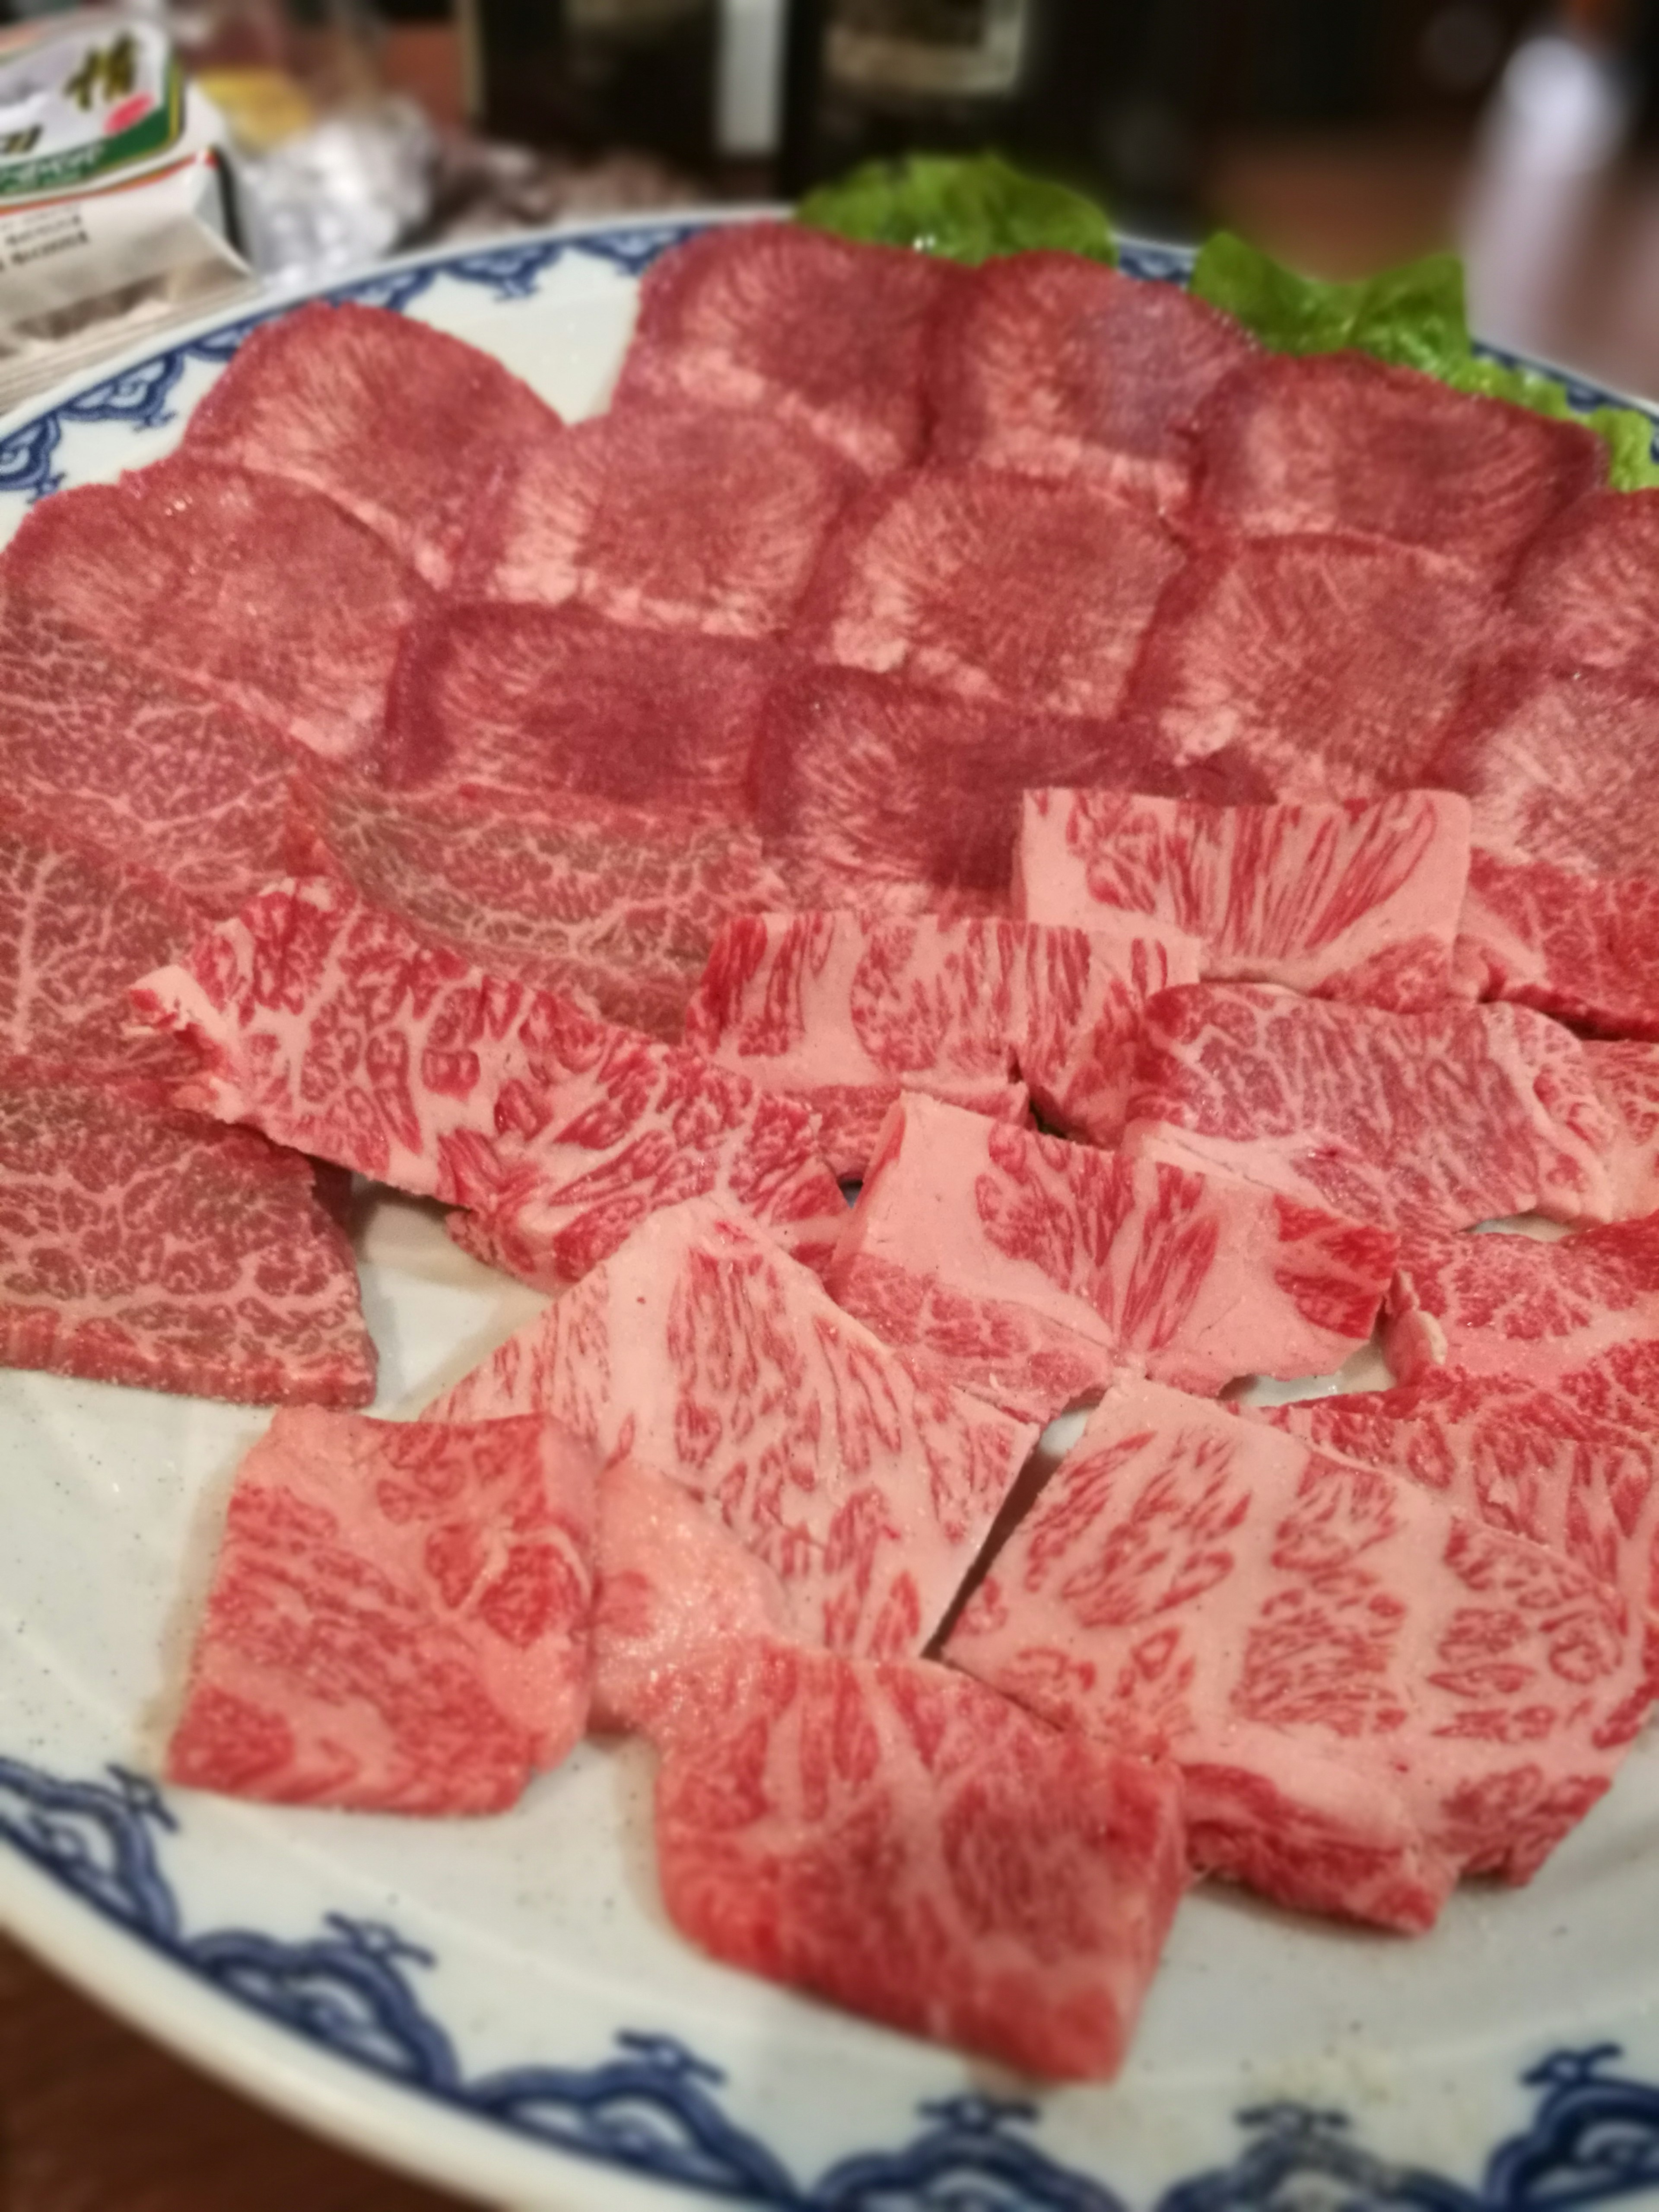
[7,0,1659,391]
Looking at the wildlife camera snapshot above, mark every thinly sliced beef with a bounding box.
[1249,1368,1659,1632]
[386,601,775,817]
[591,1457,794,1736]
[289,774,788,1042]
[1017,787,1471,1011]
[1,458,428,769]
[0,597,293,915]
[795,466,1184,720]
[1455,849,1659,1039]
[683,910,1199,1173]
[1509,489,1659,678]
[1589,1042,1659,1216]
[652,1637,1186,2080]
[929,251,1255,509]
[1189,351,1603,577]
[0,808,202,1084]
[830,1096,1394,1420]
[946,1373,1653,1930]
[1125,984,1618,1231]
[0,1064,374,1404]
[167,1409,598,1812]
[456,402,856,637]
[753,665,1272,909]
[1432,657,1659,879]
[130,877,845,1292]
[613,221,956,474]
[424,1199,1039,1656]
[183,300,565,586]
[1386,1216,1659,1389]
[1116,535,1496,801]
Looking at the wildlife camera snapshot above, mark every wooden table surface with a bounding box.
[0,1934,477,2211]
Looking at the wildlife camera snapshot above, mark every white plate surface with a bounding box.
[4,214,1659,2212]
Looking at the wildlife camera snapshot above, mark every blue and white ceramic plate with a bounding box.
[5,214,1659,2212]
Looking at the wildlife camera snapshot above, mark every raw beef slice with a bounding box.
[1385,1215,1659,1390]
[131,876,845,1291]
[613,221,956,474]
[289,773,788,1042]
[830,1095,1394,1420]
[1115,535,1496,802]
[1454,849,1659,1040]
[591,1456,795,1736]
[683,910,1200,1174]
[1431,657,1659,880]
[1509,488,1659,680]
[385,601,775,819]
[1589,1042,1659,1217]
[0,807,202,1085]
[0,1065,374,1405]
[168,1408,599,1812]
[455,402,856,638]
[183,300,566,586]
[753,665,1273,910]
[946,1373,1653,1929]
[0,596,293,915]
[653,1637,1187,2079]
[1249,1367,1659,1631]
[424,1198,1040,1657]
[1017,787,1472,1012]
[1124,984,1618,1232]
[929,251,1256,509]
[794,466,1184,721]
[1189,350,1603,579]
[1,458,429,769]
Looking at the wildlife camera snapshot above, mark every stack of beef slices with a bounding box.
[8,219,1659,2081]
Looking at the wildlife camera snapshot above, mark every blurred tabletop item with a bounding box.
[0,1932,474,2211]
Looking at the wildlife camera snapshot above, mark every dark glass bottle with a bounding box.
[473,0,720,172]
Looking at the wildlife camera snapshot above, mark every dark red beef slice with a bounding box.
[795,465,1185,721]
[652,1637,1188,2079]
[928,252,1256,510]
[613,222,957,474]
[289,773,788,1042]
[0,1062,375,1405]
[1189,350,1605,579]
[752,664,1272,907]
[1456,848,1659,1040]
[1,458,428,770]
[1431,656,1659,877]
[1116,534,1498,801]
[167,1409,599,1813]
[1509,489,1659,678]
[0,805,201,1085]
[457,401,858,639]
[387,601,775,817]
[183,300,565,586]
[0,596,294,917]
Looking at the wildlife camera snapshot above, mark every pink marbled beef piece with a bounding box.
[1124,984,1618,1232]
[184,299,565,587]
[426,1198,1039,1659]
[653,1637,1187,2080]
[830,1094,1394,1421]
[0,1065,373,1405]
[1454,849,1659,1041]
[1,457,429,770]
[1385,1214,1659,1390]
[1588,1041,1659,1217]
[169,1409,601,1812]
[455,401,857,638]
[130,876,845,1292]
[947,1374,1654,1930]
[1017,787,1471,1013]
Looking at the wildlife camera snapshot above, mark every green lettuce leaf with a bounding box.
[798,152,1115,268]
[1189,230,1468,375]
